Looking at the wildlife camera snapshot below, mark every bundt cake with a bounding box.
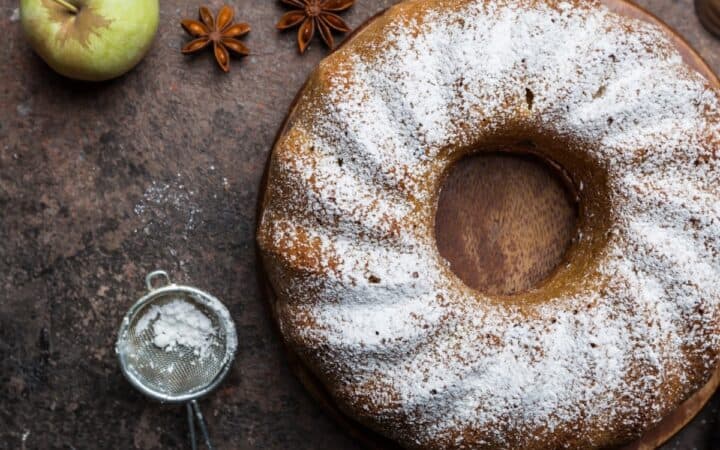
[257,0,720,448]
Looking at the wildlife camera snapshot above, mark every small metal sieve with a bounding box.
[116,270,238,450]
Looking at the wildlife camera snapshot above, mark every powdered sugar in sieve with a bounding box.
[136,299,217,359]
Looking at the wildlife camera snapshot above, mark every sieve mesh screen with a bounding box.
[121,293,229,397]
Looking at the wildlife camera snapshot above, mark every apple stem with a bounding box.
[52,0,79,14]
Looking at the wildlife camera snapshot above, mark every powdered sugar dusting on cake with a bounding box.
[258,0,720,448]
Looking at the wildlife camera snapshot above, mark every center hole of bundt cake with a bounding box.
[434,151,578,296]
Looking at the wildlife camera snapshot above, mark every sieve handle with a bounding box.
[145,270,171,291]
[187,403,197,450]
[190,399,214,450]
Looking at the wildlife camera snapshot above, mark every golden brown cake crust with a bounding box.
[257,1,720,448]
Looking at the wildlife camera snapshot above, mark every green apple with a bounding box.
[20,0,159,81]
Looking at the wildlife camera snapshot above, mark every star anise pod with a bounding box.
[276,0,354,54]
[181,5,250,72]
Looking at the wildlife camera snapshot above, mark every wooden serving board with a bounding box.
[257,1,720,448]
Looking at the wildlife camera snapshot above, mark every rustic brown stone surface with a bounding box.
[0,1,718,449]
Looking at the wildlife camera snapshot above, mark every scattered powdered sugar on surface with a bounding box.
[258,0,720,448]
[137,300,217,358]
[134,178,203,233]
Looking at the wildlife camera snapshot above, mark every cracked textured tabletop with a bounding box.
[1,0,719,449]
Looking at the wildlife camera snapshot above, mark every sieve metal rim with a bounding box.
[116,271,238,404]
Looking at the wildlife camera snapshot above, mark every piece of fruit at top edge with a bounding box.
[20,0,159,81]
